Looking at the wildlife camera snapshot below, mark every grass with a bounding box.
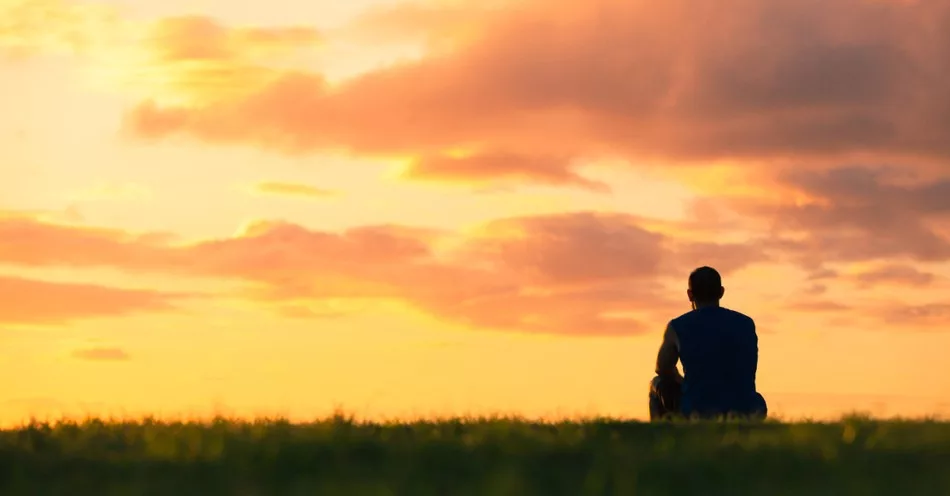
[1,413,948,495]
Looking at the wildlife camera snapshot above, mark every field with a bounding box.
[1,414,948,495]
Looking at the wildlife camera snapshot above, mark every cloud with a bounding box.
[401,152,609,192]
[276,304,353,320]
[728,166,950,267]
[1,2,323,109]
[133,16,323,103]
[252,181,338,198]
[778,166,950,218]
[0,0,116,57]
[71,347,130,361]
[148,15,321,64]
[0,216,173,268]
[337,2,497,50]
[664,241,771,277]
[202,214,691,335]
[808,268,840,281]
[121,0,950,187]
[458,213,665,284]
[8,205,946,334]
[876,303,950,329]
[784,300,853,313]
[1,3,322,63]
[852,264,936,288]
[0,212,768,335]
[0,275,178,325]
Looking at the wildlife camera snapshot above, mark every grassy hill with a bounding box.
[1,414,948,495]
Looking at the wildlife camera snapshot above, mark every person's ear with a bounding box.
[719,286,726,299]
[687,289,694,302]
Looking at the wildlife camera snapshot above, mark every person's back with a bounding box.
[670,306,761,418]
[650,266,767,420]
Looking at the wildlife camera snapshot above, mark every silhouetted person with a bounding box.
[649,266,767,420]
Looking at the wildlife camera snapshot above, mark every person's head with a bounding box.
[687,266,724,308]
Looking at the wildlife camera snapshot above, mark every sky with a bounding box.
[1,0,949,426]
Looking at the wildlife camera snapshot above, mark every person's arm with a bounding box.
[655,322,684,384]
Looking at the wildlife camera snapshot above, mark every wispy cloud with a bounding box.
[852,264,936,288]
[252,181,338,198]
[0,212,768,335]
[0,275,179,325]
[783,300,853,313]
[71,347,130,361]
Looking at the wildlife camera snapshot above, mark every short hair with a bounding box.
[689,266,722,302]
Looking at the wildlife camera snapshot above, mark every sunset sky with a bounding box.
[2,0,949,425]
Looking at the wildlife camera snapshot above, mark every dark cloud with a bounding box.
[125,0,950,187]
[733,166,950,266]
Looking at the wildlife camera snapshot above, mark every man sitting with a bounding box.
[649,266,768,420]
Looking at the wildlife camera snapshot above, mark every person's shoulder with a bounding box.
[669,309,696,324]
[722,307,755,326]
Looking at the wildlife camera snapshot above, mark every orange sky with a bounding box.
[1,0,949,426]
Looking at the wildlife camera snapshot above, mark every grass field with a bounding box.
[1,414,948,495]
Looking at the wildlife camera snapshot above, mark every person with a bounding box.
[649,266,768,420]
